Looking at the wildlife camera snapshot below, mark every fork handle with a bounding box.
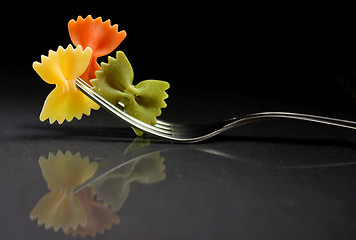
[229,112,356,130]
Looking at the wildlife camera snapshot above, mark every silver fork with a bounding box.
[76,78,356,143]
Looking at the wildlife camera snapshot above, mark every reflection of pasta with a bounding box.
[91,152,166,211]
[30,188,87,232]
[30,151,101,233]
[66,187,120,238]
[30,144,166,237]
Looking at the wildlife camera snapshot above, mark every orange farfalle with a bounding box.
[68,15,127,84]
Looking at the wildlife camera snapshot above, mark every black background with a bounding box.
[3,3,356,119]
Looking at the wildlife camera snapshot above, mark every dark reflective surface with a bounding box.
[2,87,356,239]
[29,142,166,237]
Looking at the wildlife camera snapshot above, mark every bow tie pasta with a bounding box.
[33,16,170,136]
[90,51,170,136]
[68,15,126,84]
[33,45,100,124]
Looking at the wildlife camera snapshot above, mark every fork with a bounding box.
[76,78,356,143]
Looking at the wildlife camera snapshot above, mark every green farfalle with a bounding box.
[90,51,169,136]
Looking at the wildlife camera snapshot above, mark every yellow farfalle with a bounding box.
[33,44,100,124]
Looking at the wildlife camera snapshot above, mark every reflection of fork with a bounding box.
[90,151,166,212]
[76,78,356,143]
[75,140,356,193]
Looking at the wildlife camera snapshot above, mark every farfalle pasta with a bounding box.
[68,15,127,83]
[33,15,170,136]
[91,51,170,136]
[33,45,100,124]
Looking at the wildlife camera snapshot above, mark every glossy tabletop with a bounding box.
[2,70,356,240]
